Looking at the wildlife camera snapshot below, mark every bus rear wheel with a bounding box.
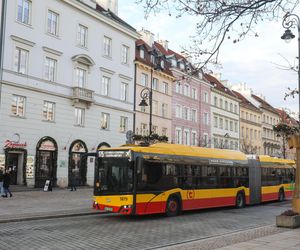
[166,196,180,217]
[278,189,285,202]
[236,192,245,208]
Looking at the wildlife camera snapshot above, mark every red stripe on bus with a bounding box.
[261,192,278,202]
[285,190,293,198]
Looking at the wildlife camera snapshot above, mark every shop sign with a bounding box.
[71,142,86,153]
[39,140,56,151]
[4,140,27,149]
[26,156,34,179]
[0,154,5,172]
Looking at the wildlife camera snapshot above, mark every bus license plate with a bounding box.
[104,207,113,212]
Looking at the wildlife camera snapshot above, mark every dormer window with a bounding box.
[140,48,145,59]
[171,59,177,67]
[180,62,185,70]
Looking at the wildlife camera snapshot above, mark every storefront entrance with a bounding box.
[6,152,25,185]
[35,137,57,188]
[69,140,87,186]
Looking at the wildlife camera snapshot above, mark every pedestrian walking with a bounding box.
[0,169,4,196]
[2,170,12,198]
[70,169,77,191]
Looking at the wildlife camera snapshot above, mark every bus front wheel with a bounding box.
[278,188,285,202]
[166,196,180,216]
[236,192,245,208]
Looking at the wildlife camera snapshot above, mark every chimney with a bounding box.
[95,0,118,15]
[157,39,169,51]
[180,51,192,63]
[139,28,154,46]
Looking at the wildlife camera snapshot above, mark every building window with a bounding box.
[225,101,228,110]
[141,73,148,86]
[203,92,209,103]
[234,122,238,132]
[191,131,197,146]
[191,88,197,99]
[103,36,112,57]
[44,57,57,82]
[101,113,110,130]
[183,84,190,96]
[175,128,182,144]
[230,121,233,131]
[184,130,190,145]
[225,119,228,130]
[75,68,86,88]
[162,103,168,117]
[120,116,128,133]
[47,10,59,36]
[152,100,158,115]
[17,0,31,25]
[235,142,238,150]
[140,48,145,59]
[77,24,88,48]
[140,123,147,136]
[183,107,189,120]
[219,118,223,129]
[230,103,233,112]
[120,82,128,101]
[214,116,218,128]
[234,104,238,114]
[204,112,209,125]
[175,105,182,118]
[203,134,208,147]
[162,128,167,136]
[43,101,55,121]
[152,78,158,91]
[121,45,129,64]
[14,47,29,74]
[175,81,181,93]
[75,108,85,126]
[152,125,158,134]
[214,96,218,106]
[162,82,168,94]
[101,76,110,96]
[11,95,26,117]
[220,99,223,109]
[191,109,196,122]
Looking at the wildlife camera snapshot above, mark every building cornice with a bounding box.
[10,35,35,47]
[62,0,140,40]
[42,46,63,56]
[212,88,241,102]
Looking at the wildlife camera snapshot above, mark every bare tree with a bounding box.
[239,138,258,154]
[136,0,299,69]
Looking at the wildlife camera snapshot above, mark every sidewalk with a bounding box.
[0,188,100,223]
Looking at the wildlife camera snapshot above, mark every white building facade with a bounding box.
[205,74,240,150]
[0,0,139,188]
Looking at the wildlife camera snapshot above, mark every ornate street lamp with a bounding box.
[139,53,165,136]
[281,12,300,213]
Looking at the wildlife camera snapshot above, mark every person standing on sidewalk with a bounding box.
[70,168,77,191]
[0,169,4,196]
[2,170,12,198]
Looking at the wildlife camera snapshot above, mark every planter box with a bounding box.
[276,214,300,228]
[287,135,300,149]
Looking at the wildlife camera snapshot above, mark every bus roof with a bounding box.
[259,155,295,165]
[100,143,248,161]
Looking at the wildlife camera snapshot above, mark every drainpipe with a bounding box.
[133,61,137,134]
[0,0,7,108]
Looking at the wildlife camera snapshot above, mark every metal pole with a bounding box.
[293,23,300,213]
[0,0,7,108]
[149,67,153,136]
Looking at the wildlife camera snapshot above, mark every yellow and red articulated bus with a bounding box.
[92,143,295,216]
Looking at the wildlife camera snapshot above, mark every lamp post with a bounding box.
[281,12,300,213]
[139,53,164,136]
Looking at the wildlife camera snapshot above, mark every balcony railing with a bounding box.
[72,87,94,107]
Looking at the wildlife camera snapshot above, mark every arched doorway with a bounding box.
[97,142,111,150]
[69,140,88,186]
[35,137,58,188]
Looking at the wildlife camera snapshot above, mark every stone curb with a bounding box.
[0,210,105,224]
[156,225,288,250]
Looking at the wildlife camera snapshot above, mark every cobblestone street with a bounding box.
[0,200,292,250]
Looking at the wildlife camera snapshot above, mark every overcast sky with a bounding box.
[118,1,299,116]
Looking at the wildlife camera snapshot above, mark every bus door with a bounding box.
[248,159,261,205]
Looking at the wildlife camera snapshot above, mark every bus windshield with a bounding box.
[95,157,133,195]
